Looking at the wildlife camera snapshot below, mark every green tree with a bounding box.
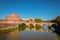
[29,19,33,21]
[56,16,60,23]
[19,23,26,31]
[51,16,60,23]
[51,19,56,22]
[34,18,42,23]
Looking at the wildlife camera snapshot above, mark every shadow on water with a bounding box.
[0,33,6,40]
[51,24,60,35]
[51,23,60,40]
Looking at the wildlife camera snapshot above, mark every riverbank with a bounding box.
[57,34,60,40]
[57,36,60,40]
[0,27,18,33]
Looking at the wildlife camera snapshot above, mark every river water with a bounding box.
[0,25,58,40]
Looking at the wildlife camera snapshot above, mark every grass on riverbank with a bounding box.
[57,34,60,40]
[0,27,18,33]
[57,36,60,40]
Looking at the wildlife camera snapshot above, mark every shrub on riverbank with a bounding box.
[57,34,60,40]
[19,23,26,31]
[0,27,18,33]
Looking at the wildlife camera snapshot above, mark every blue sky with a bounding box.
[0,0,60,20]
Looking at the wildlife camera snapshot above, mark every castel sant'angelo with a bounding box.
[0,14,20,24]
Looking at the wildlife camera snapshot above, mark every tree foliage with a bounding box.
[29,19,33,21]
[51,16,60,23]
[19,23,26,31]
[55,16,60,27]
[56,16,60,23]
[34,18,42,23]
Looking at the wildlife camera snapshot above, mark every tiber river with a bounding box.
[0,25,58,40]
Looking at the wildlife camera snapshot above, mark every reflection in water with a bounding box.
[0,30,20,40]
[52,27,55,31]
[7,30,19,39]
[20,31,57,40]
[25,25,52,32]
[7,30,20,40]
[0,30,57,40]
[43,24,48,30]
[0,33,6,40]
[0,25,57,40]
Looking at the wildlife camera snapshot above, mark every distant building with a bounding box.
[20,18,36,25]
[22,19,29,20]
[6,14,20,24]
[0,14,20,24]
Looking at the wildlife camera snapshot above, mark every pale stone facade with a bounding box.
[6,14,20,24]
[0,14,20,24]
